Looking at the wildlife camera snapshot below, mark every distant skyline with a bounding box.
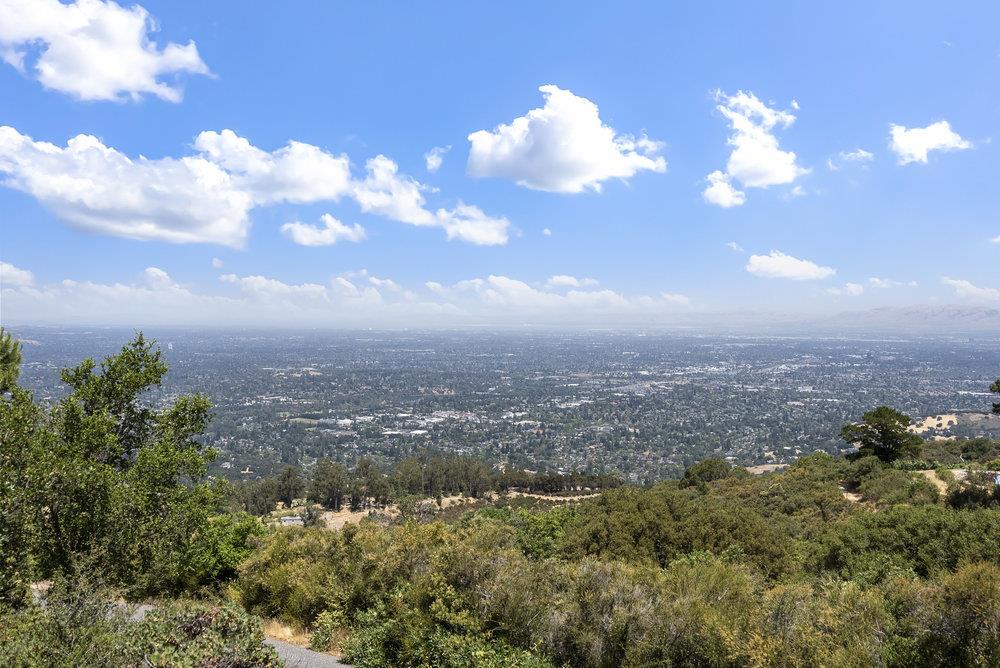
[1,1,998,327]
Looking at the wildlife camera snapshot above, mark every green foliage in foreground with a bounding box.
[0,327,21,393]
[0,576,279,667]
[235,452,1000,667]
[0,333,264,604]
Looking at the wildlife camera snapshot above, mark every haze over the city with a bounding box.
[2,1,998,329]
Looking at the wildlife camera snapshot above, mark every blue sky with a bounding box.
[1,0,998,327]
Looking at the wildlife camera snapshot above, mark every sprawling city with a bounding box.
[15,327,1000,482]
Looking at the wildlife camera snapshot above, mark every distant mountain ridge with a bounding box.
[653,304,1000,336]
[826,305,1000,333]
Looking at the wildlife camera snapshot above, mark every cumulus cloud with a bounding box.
[194,130,352,205]
[869,277,917,289]
[890,121,971,165]
[542,228,552,236]
[0,126,254,247]
[435,204,510,246]
[661,292,691,305]
[0,0,210,102]
[440,274,688,317]
[827,148,874,171]
[2,265,694,327]
[1,267,230,325]
[545,275,598,289]
[726,241,745,253]
[827,282,864,297]
[0,260,34,286]
[0,126,508,247]
[219,272,330,302]
[703,91,808,207]
[841,148,874,162]
[424,146,450,173]
[703,171,745,208]
[349,155,510,245]
[467,84,665,193]
[281,214,366,247]
[745,250,835,281]
[942,277,999,301]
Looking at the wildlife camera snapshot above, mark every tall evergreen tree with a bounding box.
[0,327,22,393]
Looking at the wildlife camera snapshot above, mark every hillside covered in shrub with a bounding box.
[3,331,1000,667]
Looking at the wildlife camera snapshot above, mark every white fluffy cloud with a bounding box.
[704,91,808,207]
[661,292,691,305]
[1,267,229,325]
[2,265,693,327]
[194,130,352,205]
[0,126,509,247]
[869,277,917,289]
[703,171,745,208]
[726,241,744,253]
[439,274,687,317]
[281,214,366,247]
[890,121,971,165]
[349,155,510,245]
[424,146,449,173]
[467,84,665,193]
[545,275,598,289]
[745,250,835,281]
[0,126,254,246]
[0,0,210,102]
[942,277,999,301]
[0,260,34,287]
[219,272,329,302]
[211,257,224,269]
[435,204,510,246]
[840,148,874,163]
[828,148,874,170]
[827,282,864,297]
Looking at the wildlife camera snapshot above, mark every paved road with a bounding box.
[266,638,349,668]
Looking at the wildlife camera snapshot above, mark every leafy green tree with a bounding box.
[841,406,923,463]
[0,332,36,606]
[275,465,304,507]
[680,457,747,488]
[309,458,349,510]
[991,378,1000,415]
[0,327,21,393]
[1,333,252,596]
[234,477,281,516]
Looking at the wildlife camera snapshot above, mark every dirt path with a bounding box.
[838,484,863,503]
[506,491,602,502]
[921,470,949,496]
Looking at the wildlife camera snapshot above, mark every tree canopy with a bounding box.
[0,327,21,393]
[841,406,923,462]
[0,332,261,604]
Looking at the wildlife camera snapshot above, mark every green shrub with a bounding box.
[128,600,281,667]
[0,579,277,668]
